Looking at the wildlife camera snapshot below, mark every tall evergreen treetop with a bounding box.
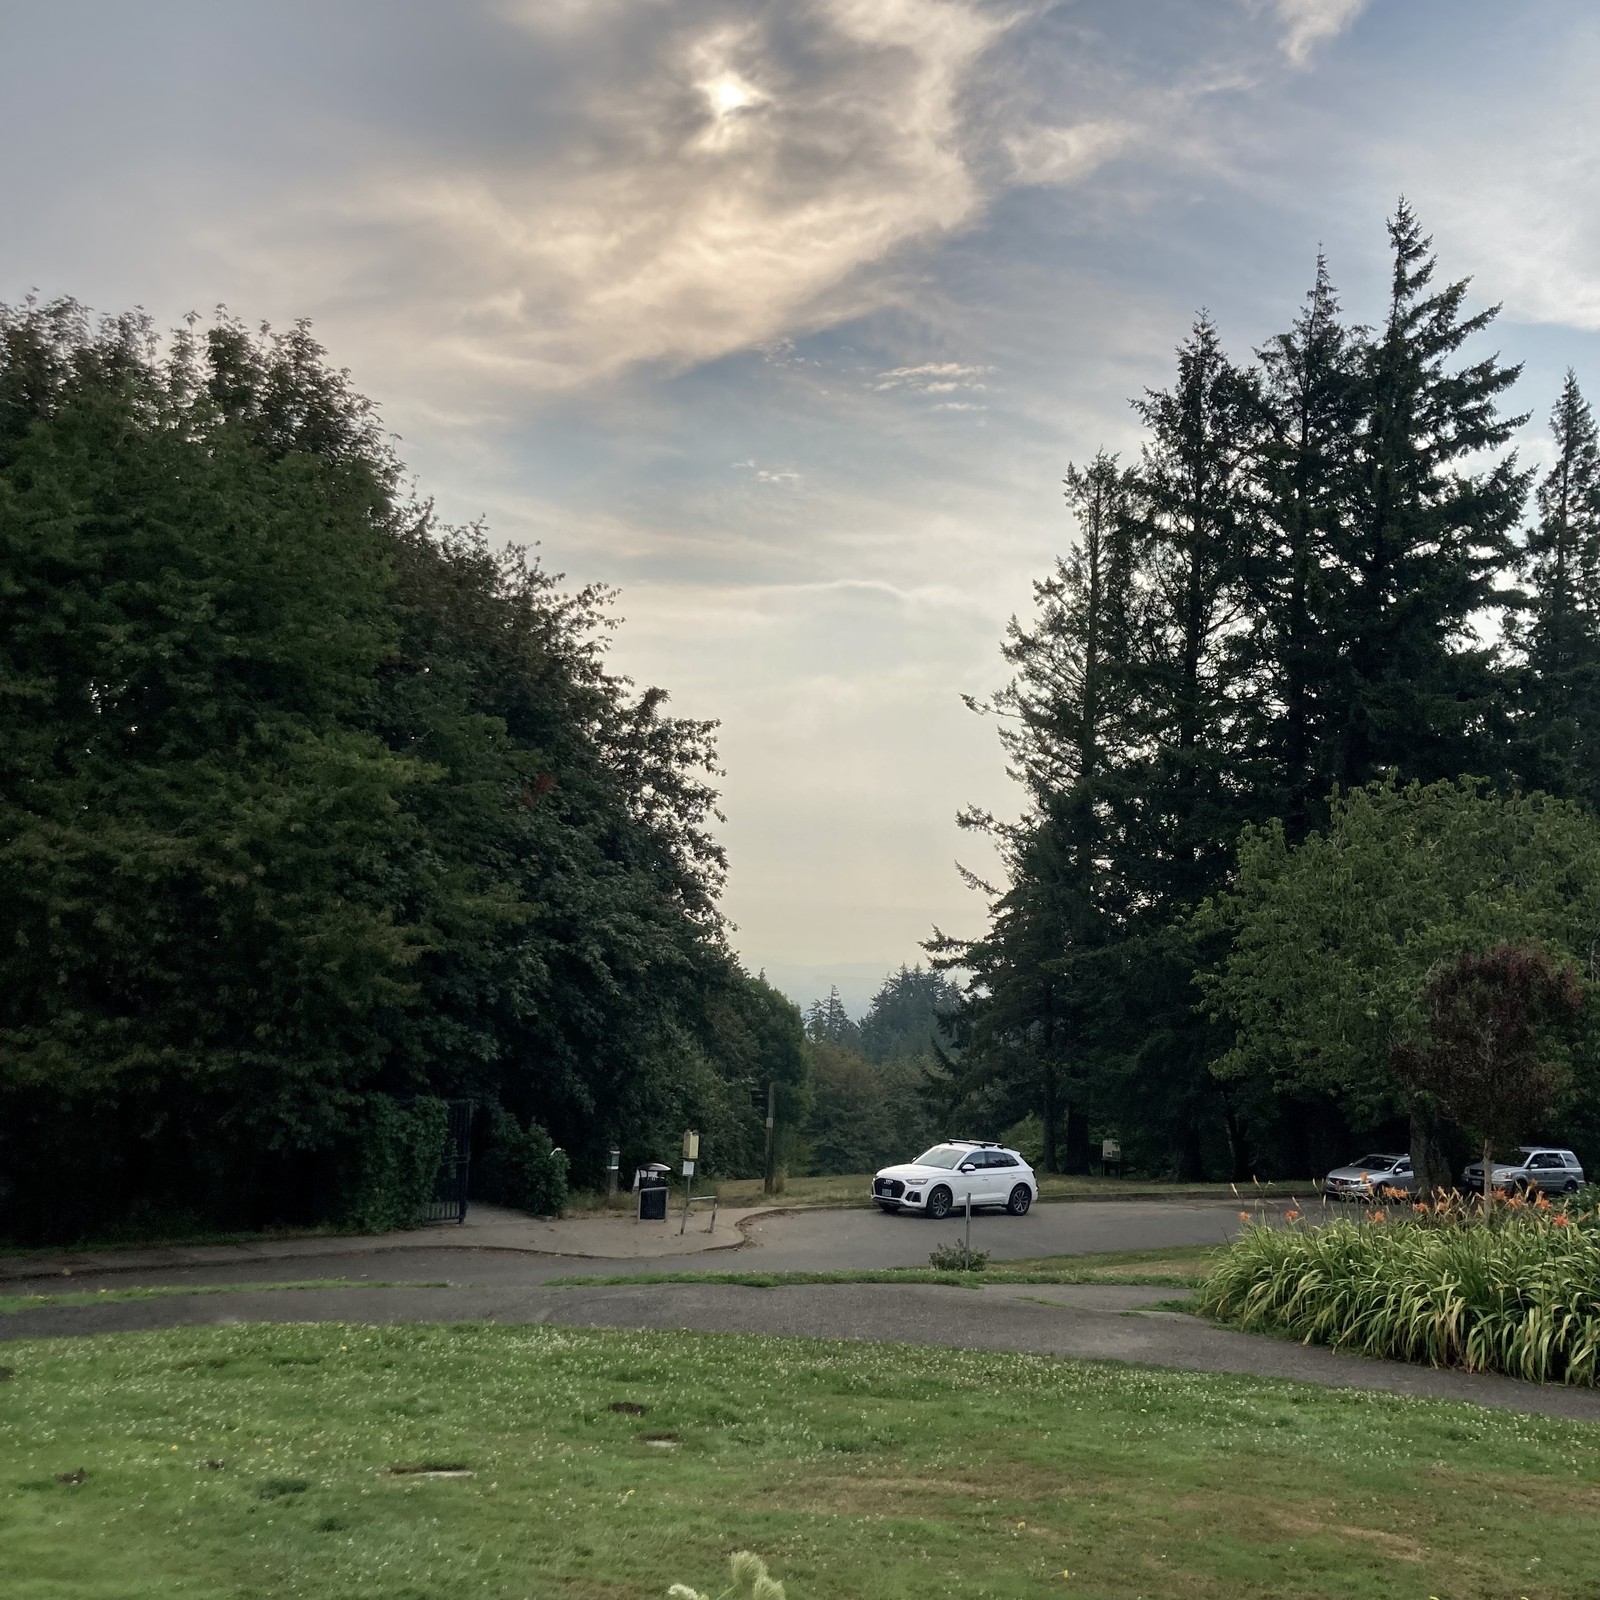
[1251,255,1363,834]
[1335,200,1529,789]
[1127,313,1265,911]
[1503,371,1600,802]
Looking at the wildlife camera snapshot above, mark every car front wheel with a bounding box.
[926,1185,953,1220]
[1007,1184,1032,1216]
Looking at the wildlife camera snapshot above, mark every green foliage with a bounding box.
[946,205,1547,1183]
[338,1097,449,1234]
[1394,944,1584,1175]
[797,971,948,1175]
[1199,1205,1600,1385]
[1200,779,1600,1134]
[857,965,961,1064]
[0,297,782,1242]
[801,1042,938,1176]
[1506,371,1600,801]
[474,1109,570,1217]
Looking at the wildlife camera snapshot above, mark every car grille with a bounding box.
[874,1178,905,1199]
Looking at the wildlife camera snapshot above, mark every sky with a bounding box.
[5,0,1600,1013]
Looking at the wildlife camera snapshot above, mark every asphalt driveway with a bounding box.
[0,1199,1260,1298]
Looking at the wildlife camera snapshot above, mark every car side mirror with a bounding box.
[959,1163,976,1173]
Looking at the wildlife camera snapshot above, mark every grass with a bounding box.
[548,1244,1222,1291]
[0,1281,447,1316]
[1199,1202,1600,1384]
[4,1321,1600,1598]
[0,1222,347,1258]
[705,1173,1309,1210]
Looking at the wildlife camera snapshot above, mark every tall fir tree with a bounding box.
[936,454,1144,1170]
[1332,201,1528,791]
[1507,371,1600,801]
[1251,255,1363,837]
[1125,314,1266,911]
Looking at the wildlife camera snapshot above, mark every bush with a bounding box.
[928,1241,989,1272]
[340,1096,449,1233]
[1198,1195,1600,1384]
[475,1109,569,1216]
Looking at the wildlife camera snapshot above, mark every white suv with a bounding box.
[872,1141,1038,1218]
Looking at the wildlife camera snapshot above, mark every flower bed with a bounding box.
[1197,1192,1600,1384]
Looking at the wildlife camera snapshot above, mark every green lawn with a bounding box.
[0,1281,446,1316]
[3,1322,1597,1598]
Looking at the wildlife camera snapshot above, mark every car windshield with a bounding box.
[1354,1155,1396,1170]
[911,1146,965,1169]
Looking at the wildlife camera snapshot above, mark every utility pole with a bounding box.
[763,1081,776,1197]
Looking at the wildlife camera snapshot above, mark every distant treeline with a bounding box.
[940,203,1600,1181]
[0,301,807,1242]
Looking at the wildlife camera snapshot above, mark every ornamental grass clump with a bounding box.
[1198,1196,1600,1384]
[670,1551,785,1600]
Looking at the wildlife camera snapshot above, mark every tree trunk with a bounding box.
[1407,1096,1452,1199]
[1221,1091,1251,1183]
[1040,1058,1059,1175]
[1482,1135,1494,1227]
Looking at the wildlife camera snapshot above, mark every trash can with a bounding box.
[637,1179,668,1222]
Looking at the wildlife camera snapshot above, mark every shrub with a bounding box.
[1198,1197,1600,1384]
[474,1108,569,1216]
[928,1241,990,1272]
[340,1096,449,1233]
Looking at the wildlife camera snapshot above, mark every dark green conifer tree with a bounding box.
[1251,255,1363,836]
[1332,201,1528,790]
[1506,371,1600,800]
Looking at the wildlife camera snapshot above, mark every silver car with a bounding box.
[1462,1146,1586,1196]
[1323,1153,1414,1202]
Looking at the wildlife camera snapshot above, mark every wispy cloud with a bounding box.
[1004,118,1134,186]
[1271,0,1368,66]
[874,361,992,395]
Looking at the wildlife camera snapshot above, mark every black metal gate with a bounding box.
[422,1099,474,1224]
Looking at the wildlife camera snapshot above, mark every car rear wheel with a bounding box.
[1007,1184,1032,1216]
[1565,1179,1581,1193]
[926,1185,953,1220]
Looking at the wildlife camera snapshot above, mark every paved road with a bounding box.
[5,1278,1597,1425]
[1,1199,1256,1298]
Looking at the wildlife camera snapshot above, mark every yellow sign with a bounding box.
[682,1130,700,1161]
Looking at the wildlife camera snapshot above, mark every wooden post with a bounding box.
[763,1081,776,1198]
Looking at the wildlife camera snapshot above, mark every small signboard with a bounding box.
[1102,1139,1122,1161]
[682,1159,696,1178]
[682,1130,700,1161]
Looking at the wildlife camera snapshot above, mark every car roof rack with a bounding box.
[946,1138,1004,1148]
